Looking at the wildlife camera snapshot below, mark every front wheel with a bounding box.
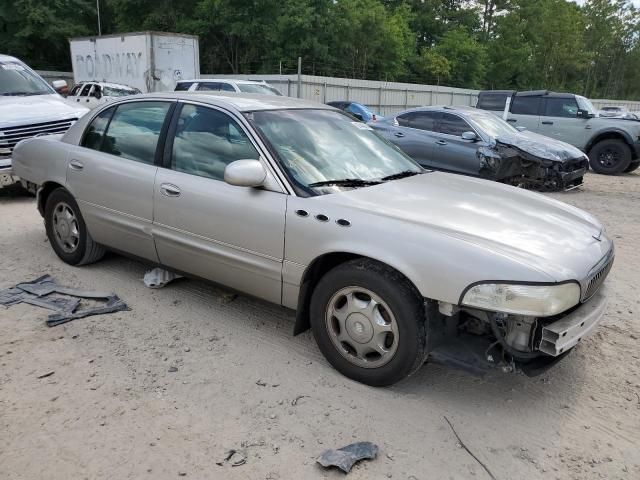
[44,188,106,266]
[310,258,428,386]
[588,139,632,174]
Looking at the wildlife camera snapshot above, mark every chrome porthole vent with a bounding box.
[315,214,329,222]
[336,219,351,227]
[295,209,309,217]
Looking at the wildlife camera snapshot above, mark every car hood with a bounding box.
[494,130,587,162]
[320,172,611,281]
[0,94,89,128]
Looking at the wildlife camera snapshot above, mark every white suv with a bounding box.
[0,54,89,189]
[174,78,282,96]
[67,81,141,110]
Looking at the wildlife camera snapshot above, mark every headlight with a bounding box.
[461,282,580,317]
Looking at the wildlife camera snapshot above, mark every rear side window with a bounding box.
[174,82,194,91]
[219,83,236,92]
[82,107,116,150]
[439,113,472,136]
[99,102,171,164]
[410,112,440,132]
[477,93,508,111]
[544,97,579,118]
[170,104,259,181]
[511,96,540,115]
[396,112,420,127]
[80,83,92,96]
[197,82,221,91]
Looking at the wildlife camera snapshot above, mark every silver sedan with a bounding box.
[13,93,613,386]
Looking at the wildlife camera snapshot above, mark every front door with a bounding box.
[152,102,287,304]
[432,112,482,175]
[539,97,591,149]
[66,100,174,262]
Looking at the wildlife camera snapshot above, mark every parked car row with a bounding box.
[12,91,613,386]
[476,89,640,174]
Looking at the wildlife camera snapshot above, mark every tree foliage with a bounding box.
[2,0,640,99]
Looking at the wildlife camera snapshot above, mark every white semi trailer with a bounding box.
[69,31,200,93]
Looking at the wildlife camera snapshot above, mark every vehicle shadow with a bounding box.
[0,183,33,202]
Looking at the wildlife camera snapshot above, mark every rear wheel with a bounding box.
[588,139,632,174]
[624,161,640,173]
[44,188,105,266]
[310,258,428,386]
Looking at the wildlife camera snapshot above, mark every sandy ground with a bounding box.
[0,171,639,480]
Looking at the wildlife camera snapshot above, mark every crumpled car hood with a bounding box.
[322,172,611,281]
[0,94,89,128]
[494,130,587,162]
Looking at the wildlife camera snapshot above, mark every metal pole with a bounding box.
[96,0,102,36]
[297,57,302,98]
[279,61,282,76]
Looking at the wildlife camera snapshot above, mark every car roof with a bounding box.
[176,79,269,85]
[395,105,480,115]
[75,81,137,90]
[133,91,334,112]
[0,54,21,63]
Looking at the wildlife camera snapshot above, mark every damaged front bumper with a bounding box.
[479,144,588,191]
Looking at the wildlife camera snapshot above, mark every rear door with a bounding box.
[539,96,590,149]
[507,95,542,132]
[152,101,287,304]
[432,112,483,175]
[376,111,440,166]
[66,100,175,262]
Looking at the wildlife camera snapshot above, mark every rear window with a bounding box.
[477,93,509,111]
[511,96,541,115]
[174,82,194,91]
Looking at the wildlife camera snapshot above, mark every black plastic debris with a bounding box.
[316,442,378,474]
[216,449,247,467]
[0,275,129,327]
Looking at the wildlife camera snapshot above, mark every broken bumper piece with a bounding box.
[538,287,607,356]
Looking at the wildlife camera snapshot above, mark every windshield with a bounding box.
[576,95,597,115]
[237,83,282,96]
[248,109,422,195]
[466,111,517,138]
[0,61,53,96]
[103,86,141,97]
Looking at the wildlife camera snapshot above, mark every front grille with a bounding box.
[0,118,77,157]
[583,254,613,301]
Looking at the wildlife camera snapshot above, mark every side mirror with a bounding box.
[461,131,478,141]
[224,159,266,187]
[516,126,527,132]
[577,109,594,119]
[52,79,68,95]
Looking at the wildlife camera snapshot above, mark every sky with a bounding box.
[570,0,640,6]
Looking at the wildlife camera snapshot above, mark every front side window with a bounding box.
[249,109,421,195]
[171,104,259,181]
[511,96,540,115]
[545,97,579,118]
[0,61,53,96]
[99,102,171,164]
[439,113,472,136]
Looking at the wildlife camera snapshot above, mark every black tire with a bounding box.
[44,188,105,266]
[588,139,632,174]
[310,258,428,386]
[624,161,640,173]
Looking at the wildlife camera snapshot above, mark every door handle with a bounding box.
[436,140,447,145]
[541,121,554,125]
[394,132,405,138]
[506,118,517,123]
[160,183,181,197]
[69,160,84,171]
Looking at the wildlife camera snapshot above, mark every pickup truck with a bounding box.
[0,54,89,190]
[476,90,640,175]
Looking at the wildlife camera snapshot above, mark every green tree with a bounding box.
[434,28,487,88]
